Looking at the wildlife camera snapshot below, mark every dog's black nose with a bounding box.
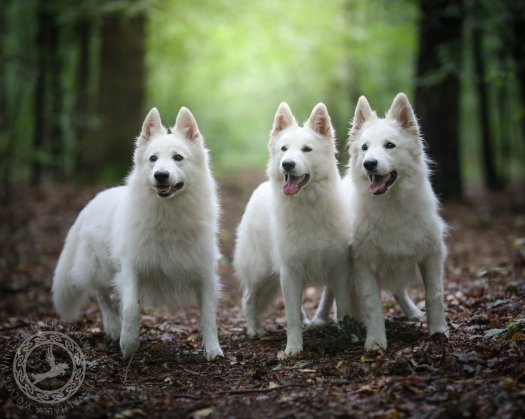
[363,159,378,171]
[282,160,295,171]
[154,171,170,183]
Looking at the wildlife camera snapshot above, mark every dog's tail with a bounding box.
[52,221,89,321]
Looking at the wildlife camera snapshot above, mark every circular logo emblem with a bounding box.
[12,331,86,405]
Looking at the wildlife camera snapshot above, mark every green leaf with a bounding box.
[485,328,505,339]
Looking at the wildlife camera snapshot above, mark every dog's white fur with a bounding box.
[52,107,223,360]
[234,103,352,357]
[347,93,448,350]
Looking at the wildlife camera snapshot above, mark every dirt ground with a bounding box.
[1,173,525,418]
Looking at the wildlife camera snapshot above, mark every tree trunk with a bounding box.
[82,12,146,182]
[0,3,8,190]
[48,7,62,179]
[32,1,63,183]
[509,2,525,145]
[74,19,93,178]
[472,23,503,191]
[32,1,49,184]
[414,0,464,201]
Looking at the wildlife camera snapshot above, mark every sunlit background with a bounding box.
[2,0,524,200]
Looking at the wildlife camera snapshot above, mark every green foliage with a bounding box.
[485,318,524,339]
[3,0,522,183]
[146,0,418,176]
[2,0,38,181]
[0,0,420,181]
[461,0,525,183]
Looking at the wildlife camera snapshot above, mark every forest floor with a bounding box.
[1,172,525,418]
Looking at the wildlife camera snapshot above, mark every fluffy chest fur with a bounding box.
[112,183,218,295]
[351,182,445,265]
[270,180,350,280]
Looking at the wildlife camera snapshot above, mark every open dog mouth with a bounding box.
[368,171,397,195]
[154,182,184,197]
[283,173,310,196]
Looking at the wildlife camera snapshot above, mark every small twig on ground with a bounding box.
[173,393,203,400]
[181,368,201,376]
[217,383,304,395]
[123,355,134,384]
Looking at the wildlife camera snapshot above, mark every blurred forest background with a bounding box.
[1,0,525,201]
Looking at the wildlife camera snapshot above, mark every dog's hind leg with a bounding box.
[394,290,424,321]
[242,277,279,337]
[308,287,334,328]
[301,307,311,327]
[97,290,121,341]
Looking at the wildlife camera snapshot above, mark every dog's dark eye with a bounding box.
[149,155,157,162]
[385,142,396,149]
[173,154,184,161]
[281,146,287,152]
[361,144,368,151]
[302,146,312,152]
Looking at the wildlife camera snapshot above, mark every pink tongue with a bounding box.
[283,177,301,196]
[369,176,387,194]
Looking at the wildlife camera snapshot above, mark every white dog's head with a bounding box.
[133,107,206,199]
[348,93,424,196]
[267,102,337,196]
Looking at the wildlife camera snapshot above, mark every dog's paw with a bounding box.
[277,345,303,360]
[120,335,140,360]
[204,346,224,361]
[104,323,121,341]
[429,324,449,337]
[406,309,425,322]
[306,316,331,330]
[247,327,267,338]
[364,335,387,351]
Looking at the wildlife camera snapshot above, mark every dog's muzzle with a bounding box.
[282,172,310,196]
[368,171,397,195]
[154,182,184,197]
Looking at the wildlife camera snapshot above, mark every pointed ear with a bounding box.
[271,102,297,138]
[307,103,334,138]
[138,107,164,145]
[175,107,201,142]
[349,96,376,141]
[387,93,419,135]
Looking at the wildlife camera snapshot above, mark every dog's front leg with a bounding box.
[419,252,448,336]
[280,266,304,358]
[355,263,387,350]
[196,279,224,360]
[117,267,141,359]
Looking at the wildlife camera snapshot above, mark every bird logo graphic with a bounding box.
[31,346,70,385]
[13,330,87,405]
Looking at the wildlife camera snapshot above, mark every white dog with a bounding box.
[234,102,352,358]
[52,107,223,360]
[347,93,448,350]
